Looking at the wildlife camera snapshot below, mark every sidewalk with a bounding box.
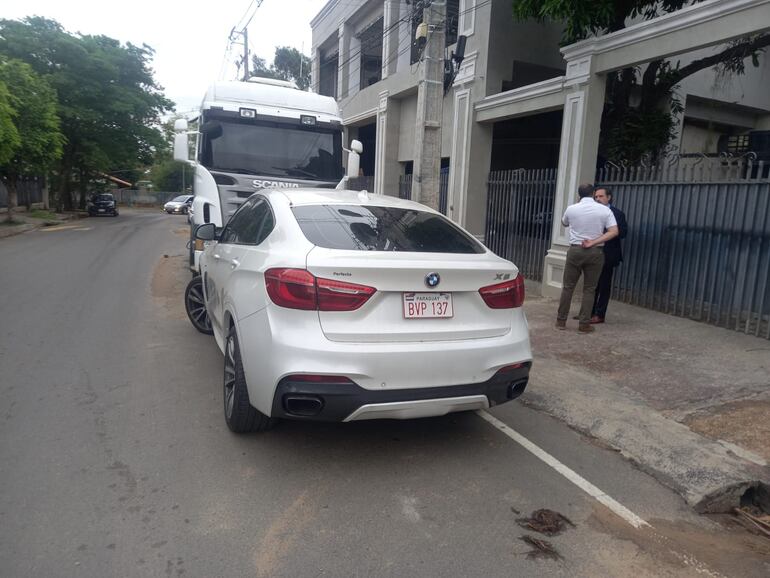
[0,208,83,239]
[521,281,770,513]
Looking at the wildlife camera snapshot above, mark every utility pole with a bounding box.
[242,27,249,80]
[412,0,446,211]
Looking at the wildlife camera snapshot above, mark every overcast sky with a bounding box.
[2,0,329,116]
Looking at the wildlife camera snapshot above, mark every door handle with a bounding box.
[213,254,221,260]
[230,259,240,269]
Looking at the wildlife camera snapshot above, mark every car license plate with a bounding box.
[403,292,453,319]
[98,209,105,212]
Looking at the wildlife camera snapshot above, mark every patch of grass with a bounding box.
[28,209,59,221]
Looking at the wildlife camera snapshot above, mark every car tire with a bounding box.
[184,275,213,335]
[182,207,189,215]
[224,326,274,433]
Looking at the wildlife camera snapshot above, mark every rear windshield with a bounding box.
[292,205,484,253]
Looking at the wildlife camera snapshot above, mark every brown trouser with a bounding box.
[557,246,605,324]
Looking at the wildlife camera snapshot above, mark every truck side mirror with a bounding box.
[346,139,363,179]
[173,118,190,163]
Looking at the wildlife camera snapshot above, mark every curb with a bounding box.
[0,211,85,240]
[523,358,770,513]
[0,223,37,239]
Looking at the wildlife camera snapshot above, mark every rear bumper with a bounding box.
[270,363,530,422]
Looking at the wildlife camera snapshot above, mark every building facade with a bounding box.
[310,0,564,237]
[311,0,770,301]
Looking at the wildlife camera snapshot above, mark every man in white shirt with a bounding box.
[557,183,619,333]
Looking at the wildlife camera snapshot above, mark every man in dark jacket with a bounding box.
[591,187,627,323]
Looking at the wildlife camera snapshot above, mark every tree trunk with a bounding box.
[42,175,50,211]
[78,167,87,210]
[5,178,18,223]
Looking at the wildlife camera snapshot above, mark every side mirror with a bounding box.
[173,118,191,163]
[174,132,189,163]
[346,139,363,179]
[194,223,216,241]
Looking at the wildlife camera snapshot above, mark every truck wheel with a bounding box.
[184,275,213,335]
[223,327,274,433]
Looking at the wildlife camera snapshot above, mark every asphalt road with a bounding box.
[1,209,768,577]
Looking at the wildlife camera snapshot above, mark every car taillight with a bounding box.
[265,268,376,312]
[265,268,317,310]
[479,275,525,308]
[316,277,376,311]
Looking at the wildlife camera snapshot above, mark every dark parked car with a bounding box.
[88,193,119,217]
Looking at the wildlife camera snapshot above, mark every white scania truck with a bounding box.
[174,77,361,334]
[173,77,361,272]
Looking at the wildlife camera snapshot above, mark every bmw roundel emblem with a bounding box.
[425,272,441,288]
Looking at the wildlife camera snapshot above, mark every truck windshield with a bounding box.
[200,118,344,182]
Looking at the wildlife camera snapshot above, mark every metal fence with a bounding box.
[111,189,180,206]
[398,167,450,214]
[597,160,770,338]
[0,178,44,208]
[484,168,557,281]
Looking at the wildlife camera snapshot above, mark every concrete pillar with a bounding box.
[382,0,401,79]
[448,87,472,226]
[311,46,320,94]
[374,90,402,197]
[447,52,491,235]
[542,56,607,298]
[337,21,350,99]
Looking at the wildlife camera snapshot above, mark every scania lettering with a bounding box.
[173,77,361,272]
[252,180,301,189]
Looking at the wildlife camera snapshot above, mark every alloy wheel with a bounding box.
[224,334,236,420]
[184,276,213,335]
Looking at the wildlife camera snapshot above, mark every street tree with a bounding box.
[0,79,20,167]
[251,46,311,90]
[0,17,174,210]
[511,0,770,163]
[0,57,63,222]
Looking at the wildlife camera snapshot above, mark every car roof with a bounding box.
[268,188,438,213]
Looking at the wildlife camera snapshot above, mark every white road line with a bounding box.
[476,410,650,529]
[40,225,92,232]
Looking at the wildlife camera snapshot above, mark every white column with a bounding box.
[374,91,389,196]
[373,90,402,197]
[382,0,401,79]
[447,52,478,228]
[337,21,350,99]
[311,46,320,94]
[542,56,607,298]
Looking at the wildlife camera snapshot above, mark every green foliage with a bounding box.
[511,0,698,44]
[251,46,312,90]
[0,78,20,166]
[0,17,174,208]
[150,159,188,192]
[28,209,58,221]
[0,57,64,176]
[510,0,767,163]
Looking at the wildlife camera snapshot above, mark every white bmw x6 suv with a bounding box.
[192,189,532,433]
